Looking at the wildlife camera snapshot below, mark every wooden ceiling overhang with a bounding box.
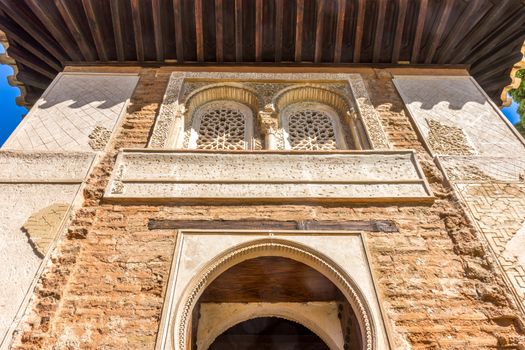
[0,0,524,106]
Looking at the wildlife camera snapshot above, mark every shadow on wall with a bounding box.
[34,72,139,111]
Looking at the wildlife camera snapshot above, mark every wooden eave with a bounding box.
[0,0,524,106]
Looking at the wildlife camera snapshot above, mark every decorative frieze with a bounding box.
[104,149,432,203]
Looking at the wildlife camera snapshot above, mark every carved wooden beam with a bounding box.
[148,219,398,232]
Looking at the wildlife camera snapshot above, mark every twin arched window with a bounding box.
[187,100,359,151]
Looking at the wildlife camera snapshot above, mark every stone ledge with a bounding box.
[0,151,95,183]
[104,149,433,203]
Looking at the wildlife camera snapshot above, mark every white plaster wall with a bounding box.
[2,73,139,152]
[393,76,525,157]
[0,184,79,346]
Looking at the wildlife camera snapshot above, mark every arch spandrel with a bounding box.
[172,238,376,350]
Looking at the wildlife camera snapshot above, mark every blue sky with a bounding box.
[0,44,27,146]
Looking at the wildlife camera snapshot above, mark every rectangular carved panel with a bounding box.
[104,150,432,203]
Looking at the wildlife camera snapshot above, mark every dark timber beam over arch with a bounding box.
[0,0,524,106]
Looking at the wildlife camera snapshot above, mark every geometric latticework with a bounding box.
[196,108,246,150]
[190,101,253,150]
[287,109,338,150]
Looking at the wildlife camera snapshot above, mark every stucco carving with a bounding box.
[347,75,390,150]
[149,76,185,148]
[426,119,474,156]
[175,239,375,350]
[88,125,112,151]
[149,72,391,151]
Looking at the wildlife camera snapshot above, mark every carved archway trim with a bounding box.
[272,85,353,118]
[173,238,375,350]
[184,83,260,129]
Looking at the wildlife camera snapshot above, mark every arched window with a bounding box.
[282,103,347,150]
[188,101,254,150]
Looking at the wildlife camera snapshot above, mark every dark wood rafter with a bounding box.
[5,44,56,79]
[110,0,125,61]
[314,0,325,63]
[411,0,428,64]
[152,0,164,62]
[215,0,224,62]
[54,0,96,61]
[173,0,184,63]
[424,0,454,64]
[0,0,67,63]
[234,0,242,62]
[391,0,407,63]
[333,0,346,64]
[81,0,108,61]
[0,16,62,71]
[353,0,365,63]
[130,0,144,61]
[195,0,204,62]
[25,0,82,61]
[255,0,263,62]
[294,0,304,62]
[0,0,524,106]
[274,0,283,62]
[372,0,387,63]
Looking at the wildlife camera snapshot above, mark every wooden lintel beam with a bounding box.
[391,0,407,63]
[234,0,243,62]
[353,0,365,63]
[173,0,184,63]
[0,0,66,63]
[333,0,346,64]
[295,0,304,62]
[81,0,108,61]
[424,0,453,64]
[255,0,263,62]
[274,0,283,62]
[152,0,164,61]
[410,0,428,63]
[54,0,96,61]
[26,0,83,61]
[372,0,387,63]
[148,219,399,233]
[130,0,144,61]
[314,0,325,63]
[110,0,125,61]
[215,0,224,62]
